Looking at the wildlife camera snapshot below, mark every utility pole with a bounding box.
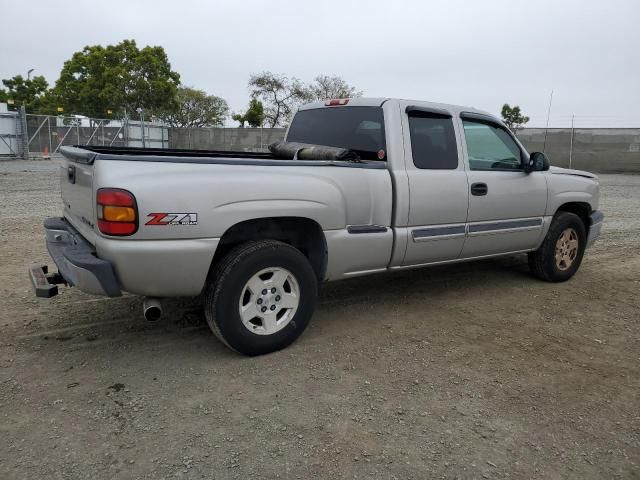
[542,90,554,153]
[27,68,34,80]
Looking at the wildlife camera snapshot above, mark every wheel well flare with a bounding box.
[212,217,327,282]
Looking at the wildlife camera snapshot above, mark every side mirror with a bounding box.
[524,151,550,173]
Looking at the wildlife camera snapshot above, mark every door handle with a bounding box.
[470,182,488,196]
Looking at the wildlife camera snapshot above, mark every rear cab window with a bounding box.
[407,112,458,169]
[287,107,386,160]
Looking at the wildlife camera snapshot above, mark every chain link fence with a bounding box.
[25,114,168,155]
[0,108,23,157]
[20,112,285,156]
[168,127,285,152]
[516,128,640,173]
[1,105,639,173]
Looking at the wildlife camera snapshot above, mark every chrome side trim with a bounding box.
[467,218,543,236]
[411,218,543,242]
[468,218,542,233]
[411,224,466,242]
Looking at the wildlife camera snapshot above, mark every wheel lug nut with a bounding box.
[261,306,267,313]
[262,289,267,295]
[271,288,276,293]
[270,305,276,311]
[275,295,281,301]
[257,298,263,305]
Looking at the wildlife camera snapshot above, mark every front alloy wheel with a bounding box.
[554,228,579,271]
[529,211,586,282]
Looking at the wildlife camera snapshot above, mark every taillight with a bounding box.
[97,188,138,236]
[325,98,349,106]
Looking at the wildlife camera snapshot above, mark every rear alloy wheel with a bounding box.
[204,240,318,356]
[239,267,300,335]
[528,211,586,282]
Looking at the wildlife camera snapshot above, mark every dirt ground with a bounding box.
[0,160,638,480]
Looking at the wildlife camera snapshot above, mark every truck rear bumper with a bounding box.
[30,217,121,298]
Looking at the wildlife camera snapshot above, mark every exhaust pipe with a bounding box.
[143,297,162,322]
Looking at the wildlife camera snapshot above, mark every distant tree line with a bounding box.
[0,39,362,128]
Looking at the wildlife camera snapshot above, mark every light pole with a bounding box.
[136,107,146,149]
[27,68,34,80]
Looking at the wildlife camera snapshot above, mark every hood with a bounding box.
[549,166,598,180]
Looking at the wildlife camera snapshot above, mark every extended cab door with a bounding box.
[400,105,469,266]
[459,113,547,257]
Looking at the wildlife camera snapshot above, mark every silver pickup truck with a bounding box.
[31,97,603,355]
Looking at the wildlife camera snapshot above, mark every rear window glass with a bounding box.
[287,107,386,160]
[408,115,458,169]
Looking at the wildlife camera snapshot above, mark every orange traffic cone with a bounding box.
[43,146,50,160]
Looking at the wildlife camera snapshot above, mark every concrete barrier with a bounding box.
[168,127,286,152]
[517,128,640,174]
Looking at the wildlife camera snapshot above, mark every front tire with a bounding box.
[528,211,587,282]
[204,240,318,356]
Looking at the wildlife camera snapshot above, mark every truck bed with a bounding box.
[72,145,276,159]
[63,145,386,169]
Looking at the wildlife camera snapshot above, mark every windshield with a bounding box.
[286,106,386,160]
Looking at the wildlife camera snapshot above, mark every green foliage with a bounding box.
[0,74,52,112]
[231,113,246,127]
[248,72,362,127]
[302,75,362,102]
[161,86,228,127]
[53,39,180,119]
[231,113,245,127]
[248,72,308,127]
[232,99,265,128]
[244,99,265,127]
[501,104,530,132]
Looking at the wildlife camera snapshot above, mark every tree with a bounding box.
[0,74,52,112]
[231,113,246,128]
[303,75,362,101]
[501,104,530,132]
[53,39,180,119]
[232,99,265,127]
[248,72,307,127]
[161,86,228,127]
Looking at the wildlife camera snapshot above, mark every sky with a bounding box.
[1,0,638,127]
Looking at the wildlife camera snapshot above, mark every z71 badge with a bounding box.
[146,213,198,226]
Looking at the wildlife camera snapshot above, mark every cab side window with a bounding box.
[408,114,458,169]
[462,120,523,171]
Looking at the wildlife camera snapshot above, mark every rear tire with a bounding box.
[528,211,587,282]
[204,240,318,356]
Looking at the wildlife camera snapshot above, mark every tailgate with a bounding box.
[59,147,98,245]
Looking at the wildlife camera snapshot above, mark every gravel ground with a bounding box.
[0,160,638,479]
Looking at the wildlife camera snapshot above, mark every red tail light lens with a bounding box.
[97,188,138,236]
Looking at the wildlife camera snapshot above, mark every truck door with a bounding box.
[459,113,547,258]
[401,105,470,266]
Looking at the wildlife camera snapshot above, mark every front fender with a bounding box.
[545,173,600,215]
